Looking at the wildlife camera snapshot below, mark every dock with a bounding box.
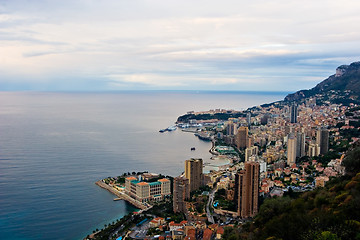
[95,180,149,210]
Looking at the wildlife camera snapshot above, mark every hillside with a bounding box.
[223,143,360,240]
[285,61,360,102]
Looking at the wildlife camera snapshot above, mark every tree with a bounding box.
[315,231,341,240]
[342,145,360,176]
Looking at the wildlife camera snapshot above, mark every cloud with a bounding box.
[0,0,360,91]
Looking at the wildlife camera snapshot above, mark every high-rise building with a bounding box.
[290,104,298,123]
[246,112,251,126]
[296,132,306,158]
[308,142,320,157]
[245,146,258,162]
[287,133,297,165]
[235,126,248,150]
[261,113,270,125]
[173,176,190,213]
[234,161,260,218]
[226,121,237,136]
[185,158,203,192]
[316,128,329,155]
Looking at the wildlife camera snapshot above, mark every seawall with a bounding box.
[95,180,148,210]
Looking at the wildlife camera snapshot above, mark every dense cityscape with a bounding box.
[2,2,360,239]
[88,64,360,240]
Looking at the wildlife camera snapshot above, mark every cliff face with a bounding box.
[285,61,360,102]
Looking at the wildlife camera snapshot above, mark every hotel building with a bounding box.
[125,176,171,203]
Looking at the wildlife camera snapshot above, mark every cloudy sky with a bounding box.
[1,0,359,91]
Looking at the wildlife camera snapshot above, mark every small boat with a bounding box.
[191,147,196,151]
[159,129,167,133]
[167,126,177,131]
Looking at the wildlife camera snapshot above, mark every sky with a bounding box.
[0,0,360,92]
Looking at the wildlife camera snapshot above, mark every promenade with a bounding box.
[95,180,149,210]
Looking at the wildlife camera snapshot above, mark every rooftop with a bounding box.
[158,178,170,182]
[137,182,149,186]
[149,182,161,186]
[126,176,137,180]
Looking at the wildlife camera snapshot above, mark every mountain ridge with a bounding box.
[285,61,360,102]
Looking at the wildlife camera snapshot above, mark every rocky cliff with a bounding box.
[285,61,360,102]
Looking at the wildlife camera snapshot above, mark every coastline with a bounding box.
[95,180,149,211]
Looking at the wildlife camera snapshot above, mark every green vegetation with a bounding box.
[223,144,360,240]
[177,112,246,123]
[90,213,141,240]
[147,227,162,236]
[342,144,360,177]
[313,150,341,166]
[214,188,236,211]
[147,200,185,222]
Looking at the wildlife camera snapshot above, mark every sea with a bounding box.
[0,91,286,240]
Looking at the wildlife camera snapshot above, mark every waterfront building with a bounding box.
[185,158,203,192]
[290,104,298,123]
[287,133,297,165]
[316,127,329,155]
[234,161,260,218]
[173,176,190,213]
[125,176,171,203]
[235,126,248,150]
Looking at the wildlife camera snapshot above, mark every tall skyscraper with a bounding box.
[287,133,297,165]
[185,158,203,192]
[261,113,270,125]
[246,112,251,126]
[173,176,190,213]
[316,128,329,155]
[296,132,306,158]
[226,121,237,136]
[290,104,298,123]
[234,161,260,218]
[235,126,248,150]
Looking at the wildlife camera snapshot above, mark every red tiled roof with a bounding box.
[126,176,137,180]
[203,228,213,240]
[158,178,170,182]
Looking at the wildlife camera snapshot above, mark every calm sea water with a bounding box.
[0,91,286,240]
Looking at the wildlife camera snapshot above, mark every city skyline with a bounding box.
[1,0,359,91]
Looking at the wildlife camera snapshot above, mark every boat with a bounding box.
[167,125,177,131]
[159,129,167,133]
[191,147,196,151]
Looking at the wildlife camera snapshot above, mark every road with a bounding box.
[206,184,218,224]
